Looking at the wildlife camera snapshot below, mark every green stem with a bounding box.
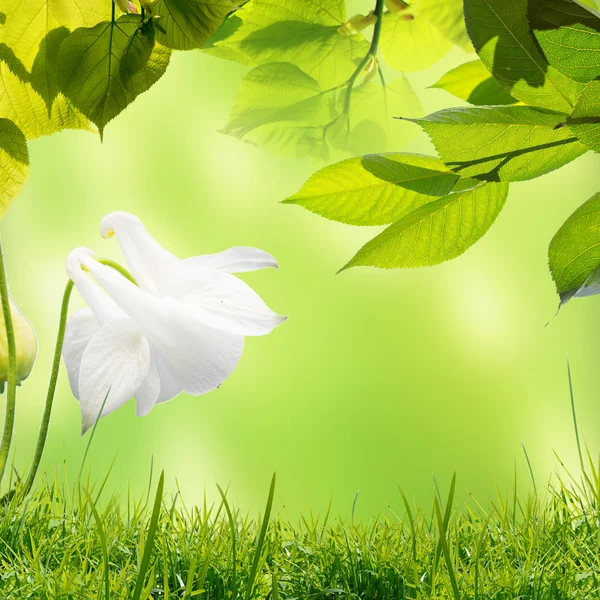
[343,0,386,115]
[0,239,17,485]
[21,259,137,497]
[21,280,74,497]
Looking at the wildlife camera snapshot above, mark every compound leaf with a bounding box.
[341,182,509,270]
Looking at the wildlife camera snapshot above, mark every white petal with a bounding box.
[79,319,151,434]
[183,247,279,273]
[62,308,99,400]
[66,247,126,325]
[135,352,161,416]
[153,349,182,404]
[80,256,244,396]
[100,212,182,296]
[179,272,287,336]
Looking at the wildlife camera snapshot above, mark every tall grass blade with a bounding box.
[217,484,237,600]
[82,488,110,600]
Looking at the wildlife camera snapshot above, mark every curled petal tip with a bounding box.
[66,247,95,277]
[100,211,141,239]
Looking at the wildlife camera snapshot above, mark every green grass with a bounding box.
[2,454,600,599]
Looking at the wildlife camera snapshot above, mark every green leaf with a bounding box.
[120,21,156,88]
[202,13,250,62]
[222,62,332,159]
[326,75,422,157]
[380,9,452,72]
[430,60,517,105]
[58,15,171,137]
[567,80,600,151]
[214,0,370,87]
[464,0,584,112]
[529,0,600,83]
[0,0,110,69]
[405,106,588,182]
[408,0,474,50]
[152,0,233,50]
[284,153,460,226]
[0,119,29,218]
[549,191,600,303]
[341,182,508,270]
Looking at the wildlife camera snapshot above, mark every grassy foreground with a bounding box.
[1,454,600,600]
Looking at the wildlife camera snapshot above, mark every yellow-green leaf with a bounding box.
[0,119,28,218]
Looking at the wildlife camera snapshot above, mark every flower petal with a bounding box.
[66,247,126,325]
[79,318,151,434]
[62,308,99,400]
[182,247,279,273]
[135,352,161,416]
[153,349,182,404]
[80,256,245,395]
[100,212,182,296]
[178,273,287,336]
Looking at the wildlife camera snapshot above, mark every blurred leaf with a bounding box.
[0,62,91,139]
[568,80,600,151]
[326,75,422,157]
[120,21,155,88]
[284,153,459,226]
[152,0,233,50]
[529,0,600,83]
[0,0,110,69]
[380,9,452,72]
[464,0,583,112]
[406,106,588,182]
[222,62,332,159]
[58,15,170,137]
[408,0,473,50]
[202,14,251,62]
[341,182,509,270]
[0,119,28,218]
[430,60,517,105]
[549,192,600,303]
[214,0,370,87]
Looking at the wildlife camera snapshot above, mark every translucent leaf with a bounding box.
[341,182,509,270]
[326,76,422,157]
[283,153,459,226]
[214,0,370,87]
[153,0,233,50]
[549,191,600,303]
[408,0,473,50]
[406,106,588,182]
[379,10,452,72]
[568,80,600,151]
[57,15,171,137]
[0,119,29,218]
[529,0,600,83]
[464,0,584,112]
[430,60,517,105]
[222,62,332,158]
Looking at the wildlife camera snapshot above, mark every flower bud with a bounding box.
[338,12,378,36]
[0,296,36,391]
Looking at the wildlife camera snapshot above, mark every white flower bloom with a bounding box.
[63,213,286,434]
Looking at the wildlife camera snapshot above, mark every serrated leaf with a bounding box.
[529,0,600,83]
[214,0,370,87]
[406,106,588,182]
[549,191,600,303]
[430,60,517,105]
[380,9,452,72]
[152,0,233,50]
[0,0,110,69]
[408,0,473,50]
[0,63,91,139]
[326,76,422,157]
[567,80,600,151]
[58,15,170,137]
[284,153,459,226]
[222,62,332,158]
[0,119,29,218]
[341,182,509,270]
[464,0,584,112]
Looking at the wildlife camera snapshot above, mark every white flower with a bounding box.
[62,212,286,434]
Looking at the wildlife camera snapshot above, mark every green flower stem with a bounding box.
[21,258,137,497]
[0,239,17,485]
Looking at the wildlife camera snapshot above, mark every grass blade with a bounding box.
[82,488,110,600]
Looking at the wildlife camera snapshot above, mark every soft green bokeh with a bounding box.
[2,35,600,520]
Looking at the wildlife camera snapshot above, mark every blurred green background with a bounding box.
[3,12,600,519]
